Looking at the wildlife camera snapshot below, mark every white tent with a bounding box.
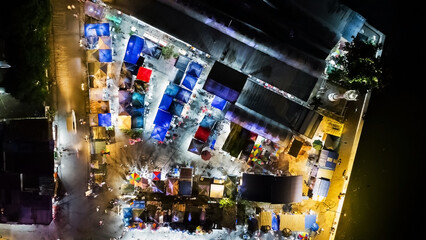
[209,184,224,198]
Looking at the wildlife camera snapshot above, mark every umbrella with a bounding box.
[311,222,319,231]
[282,228,292,237]
[128,173,141,185]
[312,139,323,151]
[201,150,211,161]
[153,171,161,181]
[298,233,309,240]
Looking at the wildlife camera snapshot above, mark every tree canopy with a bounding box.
[327,37,383,93]
[0,0,52,105]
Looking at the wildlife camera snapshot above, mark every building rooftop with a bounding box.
[0,118,54,225]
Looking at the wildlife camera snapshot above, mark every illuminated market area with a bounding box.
[0,0,387,239]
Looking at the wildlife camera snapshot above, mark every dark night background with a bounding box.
[337,0,423,239]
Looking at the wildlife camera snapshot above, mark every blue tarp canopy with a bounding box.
[131,107,145,116]
[86,36,98,49]
[272,212,280,231]
[159,94,173,111]
[211,95,227,110]
[99,49,112,62]
[123,207,133,218]
[151,125,168,141]
[131,115,144,129]
[98,113,111,127]
[179,180,192,196]
[165,84,180,97]
[176,87,192,103]
[318,149,339,170]
[169,101,184,116]
[175,55,190,71]
[186,62,203,78]
[305,214,317,230]
[132,201,145,209]
[123,61,138,75]
[124,35,144,64]
[141,39,159,57]
[173,70,185,85]
[153,109,173,129]
[188,138,204,155]
[123,218,131,227]
[200,115,215,129]
[132,92,145,108]
[84,23,110,37]
[181,74,198,90]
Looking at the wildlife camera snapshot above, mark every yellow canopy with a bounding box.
[86,49,99,63]
[279,214,305,231]
[118,115,131,130]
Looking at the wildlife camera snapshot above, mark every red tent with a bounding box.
[194,126,211,142]
[136,67,152,83]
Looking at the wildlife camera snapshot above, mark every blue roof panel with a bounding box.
[151,125,168,141]
[84,23,110,37]
[186,61,203,78]
[124,35,144,64]
[153,109,173,129]
[98,113,111,127]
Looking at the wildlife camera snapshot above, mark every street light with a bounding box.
[328,90,359,102]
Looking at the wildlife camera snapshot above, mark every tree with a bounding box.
[161,45,176,59]
[219,198,236,208]
[327,37,383,93]
[1,0,52,106]
[121,129,143,139]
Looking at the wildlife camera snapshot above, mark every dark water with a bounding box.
[336,1,423,239]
